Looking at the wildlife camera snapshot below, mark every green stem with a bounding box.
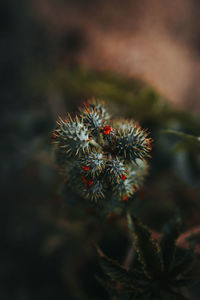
[126,211,133,229]
[123,211,135,269]
[89,139,101,149]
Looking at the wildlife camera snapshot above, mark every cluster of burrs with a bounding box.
[52,99,152,204]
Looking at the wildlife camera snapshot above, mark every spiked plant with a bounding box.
[52,99,151,212]
[97,216,199,300]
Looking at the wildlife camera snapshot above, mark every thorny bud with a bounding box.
[52,99,152,213]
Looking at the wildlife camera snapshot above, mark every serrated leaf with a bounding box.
[131,216,162,279]
[171,248,195,278]
[160,217,181,272]
[97,247,141,287]
[95,274,143,299]
[95,275,117,296]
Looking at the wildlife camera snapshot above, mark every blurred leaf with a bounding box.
[41,66,200,130]
[171,248,195,278]
[163,129,200,152]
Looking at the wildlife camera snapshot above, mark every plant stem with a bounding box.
[89,139,101,149]
[123,246,135,270]
[122,211,135,269]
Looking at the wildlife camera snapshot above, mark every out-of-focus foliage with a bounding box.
[163,130,200,153]
[37,66,200,130]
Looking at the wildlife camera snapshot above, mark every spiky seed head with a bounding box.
[105,158,127,184]
[114,122,152,162]
[55,115,91,158]
[112,161,148,200]
[80,99,109,135]
[52,100,151,211]
[113,172,135,199]
[129,158,149,188]
[82,180,105,202]
[81,151,105,178]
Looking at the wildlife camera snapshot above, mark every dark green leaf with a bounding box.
[97,247,138,285]
[170,277,200,288]
[135,291,152,300]
[131,216,162,278]
[160,217,181,272]
[95,275,117,296]
[173,292,189,300]
[167,289,189,300]
[95,275,143,299]
[171,248,195,278]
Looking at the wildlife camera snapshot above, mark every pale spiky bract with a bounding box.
[52,99,152,213]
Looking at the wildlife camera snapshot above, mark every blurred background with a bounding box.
[1,0,200,299]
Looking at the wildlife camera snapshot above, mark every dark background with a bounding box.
[1,1,200,299]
